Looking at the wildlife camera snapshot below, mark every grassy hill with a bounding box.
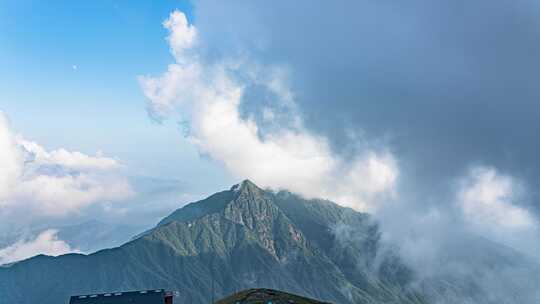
[215,288,331,304]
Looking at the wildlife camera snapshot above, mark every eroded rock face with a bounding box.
[223,181,308,260]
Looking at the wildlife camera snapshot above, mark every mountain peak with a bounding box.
[230,179,261,193]
[157,180,266,227]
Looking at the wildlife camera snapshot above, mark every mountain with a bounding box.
[1,180,539,304]
[56,220,145,253]
[0,180,424,304]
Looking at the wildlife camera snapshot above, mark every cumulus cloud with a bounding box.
[457,166,539,255]
[0,229,79,265]
[0,112,133,218]
[18,139,120,171]
[139,10,398,211]
[163,10,197,62]
[458,167,535,229]
[149,2,540,302]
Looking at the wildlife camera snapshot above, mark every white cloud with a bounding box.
[0,111,134,217]
[0,229,79,265]
[0,114,21,201]
[458,166,535,230]
[163,10,197,63]
[62,148,118,170]
[457,166,539,254]
[139,10,398,211]
[18,139,120,171]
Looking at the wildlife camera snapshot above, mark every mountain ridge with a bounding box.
[2,180,539,303]
[0,180,423,304]
[157,180,266,227]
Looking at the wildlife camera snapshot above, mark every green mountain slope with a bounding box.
[0,180,425,304]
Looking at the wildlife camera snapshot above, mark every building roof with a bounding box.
[69,289,169,304]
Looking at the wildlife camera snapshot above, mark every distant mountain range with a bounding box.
[1,180,539,303]
[0,176,193,255]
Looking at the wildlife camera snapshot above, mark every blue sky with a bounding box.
[0,0,231,192]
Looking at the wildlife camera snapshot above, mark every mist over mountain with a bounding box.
[3,1,540,304]
[0,220,141,254]
[1,181,538,304]
[0,180,419,304]
[0,175,195,262]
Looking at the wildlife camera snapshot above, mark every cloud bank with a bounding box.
[182,0,540,224]
[140,7,540,256]
[457,166,539,257]
[139,5,540,301]
[0,111,198,261]
[0,112,133,219]
[139,11,398,211]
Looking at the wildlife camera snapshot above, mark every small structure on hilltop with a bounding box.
[69,289,174,304]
